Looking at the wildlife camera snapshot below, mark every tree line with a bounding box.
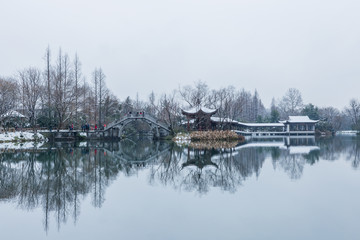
[0,47,359,132]
[143,82,359,133]
[0,47,120,131]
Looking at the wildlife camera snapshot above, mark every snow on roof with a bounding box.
[180,114,317,127]
[211,117,284,127]
[181,106,217,115]
[183,115,285,127]
[281,116,318,123]
[237,122,285,127]
[210,117,239,124]
[0,110,26,119]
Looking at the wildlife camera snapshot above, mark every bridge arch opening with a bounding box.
[120,120,158,138]
[104,114,171,139]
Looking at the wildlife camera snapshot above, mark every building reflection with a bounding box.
[0,136,359,231]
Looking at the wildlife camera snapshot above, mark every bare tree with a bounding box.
[278,88,303,118]
[18,67,43,129]
[0,77,19,116]
[207,87,233,127]
[230,90,246,121]
[98,68,106,128]
[73,53,82,127]
[92,68,107,127]
[53,49,75,130]
[158,91,181,132]
[81,80,93,124]
[44,46,52,120]
[146,91,158,116]
[346,99,360,130]
[92,68,98,125]
[319,106,342,131]
[179,80,209,108]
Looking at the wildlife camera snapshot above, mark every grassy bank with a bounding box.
[173,131,245,149]
[190,130,244,142]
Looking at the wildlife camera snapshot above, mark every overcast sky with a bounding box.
[1,0,359,109]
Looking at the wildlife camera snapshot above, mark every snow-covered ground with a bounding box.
[0,131,46,142]
[0,141,45,150]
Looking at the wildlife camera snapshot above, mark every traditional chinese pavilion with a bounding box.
[181,107,218,131]
[280,116,318,135]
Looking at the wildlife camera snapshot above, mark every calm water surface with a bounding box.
[0,136,360,240]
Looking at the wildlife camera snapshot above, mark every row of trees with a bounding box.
[128,82,359,132]
[0,47,359,132]
[0,47,121,130]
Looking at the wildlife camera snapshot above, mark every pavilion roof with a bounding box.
[181,106,218,116]
[280,116,318,123]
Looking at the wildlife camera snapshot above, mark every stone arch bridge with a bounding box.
[99,113,171,139]
[45,114,171,141]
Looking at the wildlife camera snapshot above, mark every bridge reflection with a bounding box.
[0,136,359,231]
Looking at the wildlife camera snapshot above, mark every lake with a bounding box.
[0,136,359,240]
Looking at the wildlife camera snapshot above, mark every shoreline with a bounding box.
[0,131,46,143]
[173,130,245,141]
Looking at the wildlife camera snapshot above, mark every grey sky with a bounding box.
[1,0,359,109]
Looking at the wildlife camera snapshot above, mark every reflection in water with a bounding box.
[0,136,360,231]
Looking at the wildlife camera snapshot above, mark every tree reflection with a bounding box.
[317,136,360,169]
[0,136,360,231]
[274,154,306,180]
[346,137,360,168]
[147,146,267,194]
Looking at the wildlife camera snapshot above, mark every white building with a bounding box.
[280,116,318,135]
[234,116,318,136]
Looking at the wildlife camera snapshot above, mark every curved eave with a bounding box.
[181,108,218,116]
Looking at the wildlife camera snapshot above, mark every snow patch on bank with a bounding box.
[0,131,46,142]
[173,133,191,145]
